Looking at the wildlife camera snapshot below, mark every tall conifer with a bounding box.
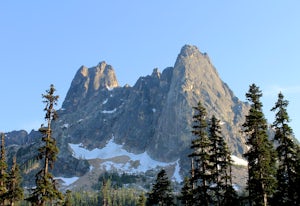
[147,169,174,206]
[27,84,63,206]
[180,177,193,206]
[6,156,24,206]
[271,92,299,205]
[208,115,237,206]
[188,101,211,206]
[243,84,276,206]
[0,133,8,206]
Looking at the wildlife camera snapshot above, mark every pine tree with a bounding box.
[6,156,24,206]
[188,101,211,206]
[63,190,72,206]
[137,193,146,206]
[221,144,239,206]
[242,84,277,206]
[147,169,174,206]
[295,146,300,205]
[0,133,8,206]
[180,177,193,206]
[27,84,63,206]
[271,92,299,205]
[208,115,238,206]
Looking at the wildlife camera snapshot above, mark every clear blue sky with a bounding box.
[1,1,300,140]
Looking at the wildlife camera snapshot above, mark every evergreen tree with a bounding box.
[0,133,8,206]
[63,190,72,206]
[188,101,211,206]
[147,169,174,206]
[271,92,300,205]
[27,84,63,206]
[295,146,300,205]
[242,84,277,206]
[180,177,193,206]
[208,115,238,206]
[6,156,24,206]
[137,193,146,206]
[100,179,111,206]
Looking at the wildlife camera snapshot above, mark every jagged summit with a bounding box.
[62,61,118,110]
[7,45,250,190]
[58,44,249,162]
[178,44,202,57]
[151,68,161,78]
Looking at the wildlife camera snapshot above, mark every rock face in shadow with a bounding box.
[53,45,249,167]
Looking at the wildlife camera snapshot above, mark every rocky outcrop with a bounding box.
[62,61,119,111]
[149,45,249,161]
[7,45,250,186]
[52,45,249,165]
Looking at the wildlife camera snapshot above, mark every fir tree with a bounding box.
[188,101,211,206]
[271,92,299,205]
[63,190,72,206]
[242,84,277,206]
[137,193,146,206]
[27,84,63,206]
[180,177,193,206]
[147,169,174,206]
[0,133,8,206]
[295,146,300,205]
[6,156,24,206]
[208,115,238,206]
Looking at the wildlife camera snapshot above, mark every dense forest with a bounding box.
[1,84,300,206]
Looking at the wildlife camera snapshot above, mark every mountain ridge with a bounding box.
[6,44,250,189]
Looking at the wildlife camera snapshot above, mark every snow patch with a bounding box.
[77,119,84,123]
[102,98,108,105]
[231,155,248,166]
[106,86,114,91]
[101,108,117,114]
[56,177,79,186]
[62,123,69,128]
[172,160,182,183]
[69,138,182,182]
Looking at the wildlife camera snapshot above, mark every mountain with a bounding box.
[7,45,250,190]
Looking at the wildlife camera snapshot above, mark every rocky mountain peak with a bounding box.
[178,44,201,57]
[151,68,161,79]
[62,61,119,110]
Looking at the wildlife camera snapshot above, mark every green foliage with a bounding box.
[95,171,141,189]
[208,115,238,206]
[188,102,211,206]
[147,169,174,206]
[27,84,63,206]
[137,193,146,206]
[63,190,72,206]
[0,133,8,205]
[179,177,193,206]
[243,84,277,206]
[271,92,300,205]
[182,103,238,206]
[5,156,24,205]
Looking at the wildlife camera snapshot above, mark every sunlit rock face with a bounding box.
[5,45,251,189]
[53,45,249,169]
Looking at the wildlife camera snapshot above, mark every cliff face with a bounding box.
[4,45,251,189]
[53,45,249,165]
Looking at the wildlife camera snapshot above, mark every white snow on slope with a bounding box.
[102,99,108,105]
[56,176,79,186]
[101,108,117,114]
[69,138,182,182]
[172,160,182,182]
[231,155,248,166]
